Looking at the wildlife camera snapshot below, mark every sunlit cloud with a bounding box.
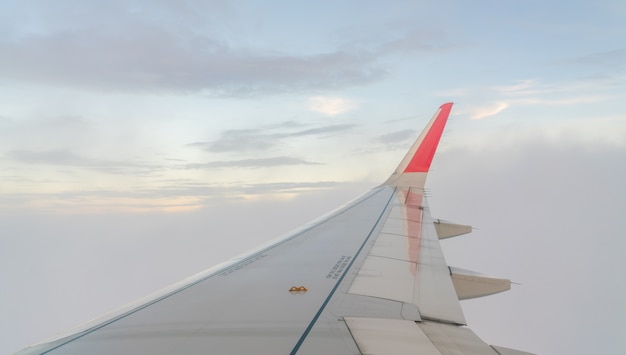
[307,96,358,116]
[447,76,626,116]
[469,101,509,120]
[0,180,347,214]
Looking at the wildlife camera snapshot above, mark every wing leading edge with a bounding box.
[17,103,532,355]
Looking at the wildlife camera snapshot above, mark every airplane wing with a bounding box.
[17,103,533,354]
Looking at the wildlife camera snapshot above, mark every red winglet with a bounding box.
[403,102,453,173]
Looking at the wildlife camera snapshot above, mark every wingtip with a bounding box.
[384,103,453,188]
[403,102,453,173]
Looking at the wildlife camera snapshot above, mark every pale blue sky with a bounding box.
[1,1,625,354]
[1,0,624,212]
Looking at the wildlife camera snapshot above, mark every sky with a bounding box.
[1,0,625,353]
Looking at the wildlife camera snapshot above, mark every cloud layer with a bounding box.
[0,4,456,96]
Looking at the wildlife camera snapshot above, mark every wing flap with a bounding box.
[347,188,466,325]
[348,255,420,305]
[345,318,521,355]
[345,317,441,355]
[418,321,501,354]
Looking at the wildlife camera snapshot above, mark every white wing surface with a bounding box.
[17,103,532,354]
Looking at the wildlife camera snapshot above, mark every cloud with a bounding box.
[512,94,619,106]
[377,129,415,145]
[445,75,626,122]
[360,129,418,153]
[492,76,626,108]
[147,180,343,199]
[8,150,90,165]
[184,156,321,169]
[426,135,626,355]
[492,79,538,94]
[190,122,356,153]
[0,3,455,95]
[237,181,342,195]
[0,179,347,213]
[285,124,355,137]
[469,101,509,120]
[0,30,385,95]
[559,48,626,70]
[7,149,159,175]
[189,128,276,153]
[307,96,358,116]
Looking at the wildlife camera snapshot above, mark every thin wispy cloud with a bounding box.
[558,48,626,70]
[148,180,343,198]
[446,74,626,121]
[286,124,355,136]
[513,94,621,106]
[357,128,418,153]
[238,181,342,195]
[377,129,415,144]
[189,129,276,153]
[497,77,626,107]
[190,123,356,153]
[493,79,538,94]
[8,150,93,165]
[7,149,160,175]
[0,179,346,213]
[184,156,321,169]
